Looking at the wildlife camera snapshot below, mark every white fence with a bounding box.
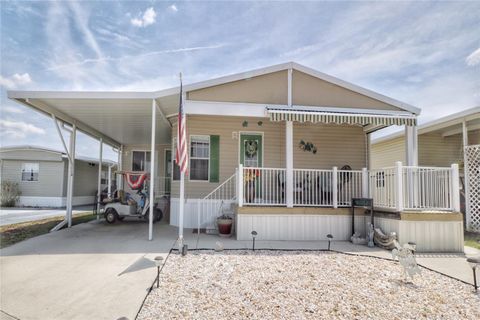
[241,167,287,206]
[369,162,459,212]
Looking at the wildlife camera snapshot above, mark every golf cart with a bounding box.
[102,171,163,224]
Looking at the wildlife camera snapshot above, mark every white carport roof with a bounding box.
[8,92,173,147]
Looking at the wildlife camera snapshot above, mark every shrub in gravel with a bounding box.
[1,181,21,207]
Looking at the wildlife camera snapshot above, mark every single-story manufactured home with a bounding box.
[7,62,464,251]
[371,107,480,232]
[0,145,116,207]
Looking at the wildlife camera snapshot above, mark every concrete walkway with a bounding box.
[1,221,479,320]
[0,220,177,320]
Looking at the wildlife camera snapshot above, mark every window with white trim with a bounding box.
[21,163,39,181]
[132,151,151,172]
[190,136,210,181]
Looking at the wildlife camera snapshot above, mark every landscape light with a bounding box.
[154,256,164,288]
[181,244,188,257]
[467,257,479,292]
[326,234,333,251]
[251,231,257,251]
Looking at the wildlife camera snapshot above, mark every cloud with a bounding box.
[466,47,480,66]
[1,105,24,114]
[131,7,157,27]
[0,119,45,139]
[0,73,32,89]
[169,4,178,12]
[46,44,226,71]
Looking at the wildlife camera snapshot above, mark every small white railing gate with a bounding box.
[465,144,480,231]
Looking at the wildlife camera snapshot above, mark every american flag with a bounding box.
[176,76,188,173]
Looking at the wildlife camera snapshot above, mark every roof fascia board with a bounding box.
[179,62,292,94]
[442,123,480,137]
[291,62,421,115]
[17,98,121,148]
[372,107,480,144]
[0,146,64,156]
[8,90,155,100]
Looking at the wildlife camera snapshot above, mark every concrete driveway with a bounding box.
[0,206,92,226]
[0,220,179,320]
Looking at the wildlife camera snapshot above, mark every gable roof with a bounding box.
[8,61,420,115]
[0,145,117,165]
[372,106,480,144]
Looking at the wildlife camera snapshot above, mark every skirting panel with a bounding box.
[236,214,367,241]
[371,217,464,252]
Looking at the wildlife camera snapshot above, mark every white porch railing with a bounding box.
[369,162,460,212]
[238,162,460,212]
[240,166,363,207]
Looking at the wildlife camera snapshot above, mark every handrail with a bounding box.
[203,173,237,200]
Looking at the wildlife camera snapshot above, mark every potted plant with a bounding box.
[217,214,233,237]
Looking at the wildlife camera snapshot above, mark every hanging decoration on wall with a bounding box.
[257,121,263,126]
[299,140,317,154]
[245,140,258,157]
[242,120,249,127]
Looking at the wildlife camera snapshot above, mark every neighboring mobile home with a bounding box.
[0,145,116,207]
[7,62,465,251]
[371,107,480,231]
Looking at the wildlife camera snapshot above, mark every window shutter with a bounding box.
[209,135,220,182]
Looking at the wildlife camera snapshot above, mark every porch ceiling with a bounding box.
[10,96,172,146]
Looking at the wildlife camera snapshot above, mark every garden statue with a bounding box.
[392,240,421,282]
[367,224,375,247]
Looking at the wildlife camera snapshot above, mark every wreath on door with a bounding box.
[245,140,258,157]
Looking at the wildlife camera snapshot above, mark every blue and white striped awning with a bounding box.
[267,106,417,126]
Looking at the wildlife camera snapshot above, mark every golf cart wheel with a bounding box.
[155,208,163,222]
[105,208,118,224]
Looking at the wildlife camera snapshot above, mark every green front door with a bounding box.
[240,134,263,168]
[240,134,263,203]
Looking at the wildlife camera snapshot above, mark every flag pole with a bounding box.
[178,72,185,250]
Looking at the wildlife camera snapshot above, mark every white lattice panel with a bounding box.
[465,144,480,231]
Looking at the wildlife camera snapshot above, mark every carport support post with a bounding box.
[97,138,103,219]
[149,100,156,241]
[107,165,112,198]
[67,124,76,227]
[462,121,471,227]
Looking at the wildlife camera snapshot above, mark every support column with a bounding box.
[67,124,76,227]
[463,121,471,224]
[118,145,123,190]
[405,125,418,166]
[286,121,294,208]
[96,138,103,219]
[451,163,460,212]
[107,165,112,198]
[149,99,156,241]
[285,67,294,208]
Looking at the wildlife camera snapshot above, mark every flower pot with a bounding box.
[217,218,233,237]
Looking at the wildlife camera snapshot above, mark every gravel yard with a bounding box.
[138,250,480,319]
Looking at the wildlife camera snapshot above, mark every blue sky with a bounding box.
[1,1,479,161]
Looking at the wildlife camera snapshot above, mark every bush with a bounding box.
[1,181,21,207]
